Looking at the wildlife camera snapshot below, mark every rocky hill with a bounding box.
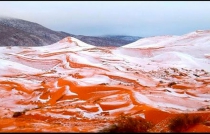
[0,17,141,47]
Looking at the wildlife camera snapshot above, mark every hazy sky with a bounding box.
[0,1,210,37]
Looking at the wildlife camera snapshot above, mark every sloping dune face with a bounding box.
[0,34,210,132]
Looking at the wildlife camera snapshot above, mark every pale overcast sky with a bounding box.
[0,1,210,37]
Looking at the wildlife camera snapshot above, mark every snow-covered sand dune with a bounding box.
[0,31,209,132]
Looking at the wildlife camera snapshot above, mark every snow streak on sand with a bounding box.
[0,33,210,132]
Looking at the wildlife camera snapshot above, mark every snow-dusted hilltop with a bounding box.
[0,16,70,46]
[122,35,178,49]
[123,30,210,49]
[119,30,210,72]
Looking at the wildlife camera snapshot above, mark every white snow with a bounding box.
[64,85,77,96]
[1,126,17,130]
[133,92,153,105]
[44,112,71,119]
[122,35,178,48]
[0,59,44,76]
[70,37,95,48]
[77,75,110,85]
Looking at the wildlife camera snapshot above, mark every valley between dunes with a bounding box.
[0,30,210,132]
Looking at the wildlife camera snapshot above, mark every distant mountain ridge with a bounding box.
[0,16,142,47]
